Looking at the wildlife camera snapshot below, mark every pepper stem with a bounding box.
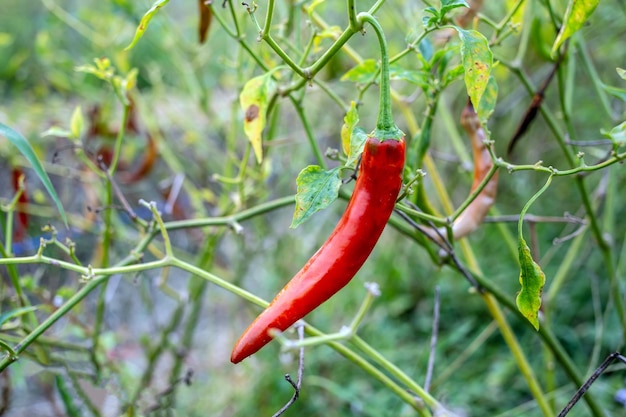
[357,13,401,139]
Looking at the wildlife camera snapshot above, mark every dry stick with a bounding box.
[272,324,305,417]
[97,158,138,222]
[424,287,440,393]
[507,46,566,156]
[557,352,626,417]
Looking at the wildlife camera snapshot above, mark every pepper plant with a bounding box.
[0,0,625,416]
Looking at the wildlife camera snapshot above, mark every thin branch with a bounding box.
[557,352,626,417]
[272,325,305,417]
[424,287,440,393]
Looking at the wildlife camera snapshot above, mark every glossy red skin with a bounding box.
[12,168,29,242]
[231,136,405,363]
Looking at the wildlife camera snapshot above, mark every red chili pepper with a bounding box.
[12,168,29,242]
[231,135,405,363]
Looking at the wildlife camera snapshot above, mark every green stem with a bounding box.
[347,0,358,31]
[482,294,555,417]
[577,37,614,119]
[473,271,604,416]
[356,13,397,134]
[518,174,553,237]
[290,97,327,168]
[351,336,441,413]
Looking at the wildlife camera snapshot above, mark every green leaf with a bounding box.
[347,128,368,168]
[618,67,626,80]
[0,306,38,327]
[422,7,439,27]
[441,0,469,17]
[552,0,600,54]
[0,123,68,227]
[124,0,170,51]
[41,126,73,139]
[340,59,378,84]
[601,121,626,146]
[456,29,493,113]
[240,73,276,164]
[516,237,546,330]
[602,83,626,103]
[291,166,342,228]
[341,101,359,157]
[0,339,17,360]
[477,75,498,124]
[442,64,464,88]
[69,106,84,139]
[389,64,431,89]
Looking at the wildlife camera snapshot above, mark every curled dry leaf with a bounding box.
[425,100,498,243]
[198,0,212,44]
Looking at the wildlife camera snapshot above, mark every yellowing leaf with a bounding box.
[70,106,84,139]
[341,59,378,84]
[313,26,342,53]
[552,0,600,54]
[516,238,546,330]
[239,73,276,164]
[347,128,368,169]
[457,29,493,114]
[341,101,359,156]
[125,0,170,51]
[477,75,498,125]
[291,166,342,228]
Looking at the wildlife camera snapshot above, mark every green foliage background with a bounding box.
[1,0,626,416]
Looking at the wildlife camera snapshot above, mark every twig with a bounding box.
[424,287,440,393]
[484,214,586,225]
[272,325,305,417]
[97,158,138,222]
[557,352,626,417]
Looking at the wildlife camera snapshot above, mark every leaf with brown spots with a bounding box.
[456,29,493,122]
[239,73,276,163]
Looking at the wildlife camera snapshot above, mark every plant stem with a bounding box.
[356,13,399,135]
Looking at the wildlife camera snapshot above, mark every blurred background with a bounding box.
[1,0,626,416]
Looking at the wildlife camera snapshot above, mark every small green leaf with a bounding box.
[346,128,368,168]
[75,57,115,81]
[516,238,546,330]
[240,73,276,164]
[442,64,465,88]
[418,38,434,62]
[389,64,431,89]
[0,306,38,327]
[441,0,469,18]
[602,84,626,103]
[69,106,84,139]
[618,68,626,80]
[340,59,378,84]
[291,166,342,228]
[341,101,359,156]
[601,121,626,146]
[41,127,73,139]
[124,0,170,51]
[422,7,439,27]
[0,340,17,360]
[456,29,493,113]
[477,75,498,124]
[552,0,600,54]
[0,123,68,227]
